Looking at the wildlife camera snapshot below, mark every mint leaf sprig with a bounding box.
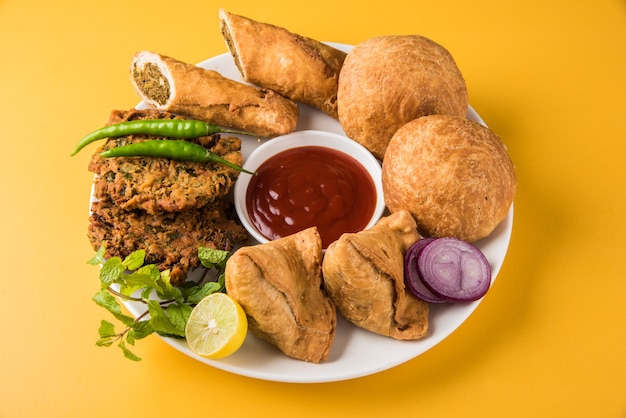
[87,243,231,361]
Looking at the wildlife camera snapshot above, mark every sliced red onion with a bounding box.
[404,238,448,303]
[417,237,491,302]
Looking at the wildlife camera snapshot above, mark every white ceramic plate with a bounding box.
[116,43,514,383]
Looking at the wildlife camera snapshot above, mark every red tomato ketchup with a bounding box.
[246,146,377,248]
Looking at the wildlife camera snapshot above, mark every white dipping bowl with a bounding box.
[234,130,386,246]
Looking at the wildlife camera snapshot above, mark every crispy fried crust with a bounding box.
[382,115,517,242]
[219,9,346,118]
[130,51,299,138]
[224,227,336,363]
[322,211,428,340]
[88,198,249,285]
[337,35,468,160]
[88,109,242,214]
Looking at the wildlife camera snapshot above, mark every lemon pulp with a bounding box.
[185,292,248,359]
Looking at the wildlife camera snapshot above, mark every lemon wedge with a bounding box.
[185,292,248,359]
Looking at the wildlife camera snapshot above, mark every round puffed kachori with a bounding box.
[381,115,516,243]
[337,35,468,160]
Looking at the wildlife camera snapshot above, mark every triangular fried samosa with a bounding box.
[322,210,429,340]
[225,227,336,363]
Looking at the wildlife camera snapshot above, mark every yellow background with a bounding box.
[1,0,624,417]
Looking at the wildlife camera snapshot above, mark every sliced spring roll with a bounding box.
[129,50,299,138]
[224,227,336,363]
[322,210,429,340]
[219,9,347,119]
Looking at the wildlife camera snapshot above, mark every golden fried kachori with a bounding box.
[381,115,516,242]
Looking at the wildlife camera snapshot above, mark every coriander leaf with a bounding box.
[89,243,234,361]
[120,265,160,296]
[98,320,117,338]
[119,340,141,361]
[183,282,221,305]
[96,335,119,347]
[141,287,156,302]
[146,300,185,337]
[93,289,135,327]
[154,270,182,302]
[166,302,192,333]
[99,257,126,289]
[87,243,107,266]
[96,319,119,347]
[198,247,230,269]
[217,272,226,292]
[129,320,153,342]
[122,249,145,271]
[137,264,161,282]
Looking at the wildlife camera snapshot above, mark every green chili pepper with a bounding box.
[70,119,255,156]
[98,139,256,175]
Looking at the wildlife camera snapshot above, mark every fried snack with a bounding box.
[382,115,517,242]
[337,35,468,160]
[224,227,336,363]
[219,9,346,118]
[88,198,248,285]
[322,211,429,340]
[88,109,242,214]
[129,50,299,138]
